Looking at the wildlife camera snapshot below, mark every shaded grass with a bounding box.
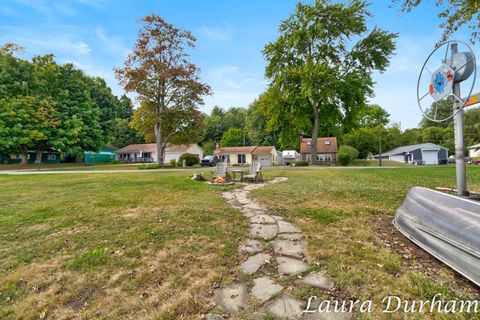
[0,172,244,319]
[252,166,480,319]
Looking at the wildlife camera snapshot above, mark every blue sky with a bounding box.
[0,0,479,129]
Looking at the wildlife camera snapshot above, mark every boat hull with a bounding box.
[394,186,480,286]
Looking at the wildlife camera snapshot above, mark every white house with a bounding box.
[467,143,480,158]
[213,146,279,166]
[116,143,203,163]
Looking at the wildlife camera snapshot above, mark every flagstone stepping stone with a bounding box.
[240,253,271,274]
[273,240,305,258]
[239,239,264,254]
[277,256,309,275]
[303,312,353,320]
[222,192,235,200]
[214,283,248,315]
[271,215,284,221]
[250,224,278,239]
[299,271,334,290]
[278,233,303,240]
[302,299,353,320]
[250,214,276,224]
[265,296,303,319]
[244,202,264,211]
[278,220,300,233]
[251,277,283,302]
[203,315,224,320]
[242,209,259,218]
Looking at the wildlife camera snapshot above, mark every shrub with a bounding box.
[169,159,176,167]
[338,145,359,166]
[110,160,120,164]
[294,160,309,166]
[337,152,351,166]
[178,153,199,166]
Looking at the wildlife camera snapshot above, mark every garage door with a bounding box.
[258,156,272,167]
[422,150,439,165]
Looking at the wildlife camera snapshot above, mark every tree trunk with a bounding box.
[35,148,44,164]
[155,122,164,167]
[310,104,320,165]
[19,145,28,165]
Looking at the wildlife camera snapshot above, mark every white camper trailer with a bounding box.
[282,150,300,165]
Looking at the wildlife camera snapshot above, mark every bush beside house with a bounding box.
[338,145,359,166]
[178,153,199,166]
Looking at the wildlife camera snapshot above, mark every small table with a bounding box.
[231,169,246,182]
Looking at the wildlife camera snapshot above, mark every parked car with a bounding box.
[201,155,219,166]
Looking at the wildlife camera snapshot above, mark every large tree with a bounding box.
[263,0,396,164]
[393,0,480,43]
[115,15,211,166]
[0,96,57,164]
[220,127,246,147]
[0,44,120,163]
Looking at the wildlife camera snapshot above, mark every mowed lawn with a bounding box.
[0,172,245,319]
[254,167,480,320]
[2,167,480,320]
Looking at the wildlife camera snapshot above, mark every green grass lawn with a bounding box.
[0,171,244,319]
[1,167,479,319]
[254,166,480,319]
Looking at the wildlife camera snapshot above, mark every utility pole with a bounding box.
[451,43,468,196]
[378,124,382,167]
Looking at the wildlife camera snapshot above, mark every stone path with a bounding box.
[207,177,352,320]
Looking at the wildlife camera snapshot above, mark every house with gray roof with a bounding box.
[375,143,448,165]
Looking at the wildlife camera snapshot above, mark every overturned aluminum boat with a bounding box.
[394,187,480,286]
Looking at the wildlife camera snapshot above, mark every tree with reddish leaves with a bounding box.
[115,15,211,166]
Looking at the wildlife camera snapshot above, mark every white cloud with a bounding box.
[95,27,130,57]
[199,24,232,41]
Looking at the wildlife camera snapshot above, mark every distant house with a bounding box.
[300,137,338,163]
[467,143,480,158]
[375,143,448,165]
[3,149,61,164]
[116,143,204,163]
[214,146,279,166]
[84,147,117,163]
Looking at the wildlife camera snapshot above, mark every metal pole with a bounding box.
[378,125,382,166]
[451,43,468,196]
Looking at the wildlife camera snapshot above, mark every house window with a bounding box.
[325,141,331,145]
[47,154,56,161]
[237,154,246,164]
[27,154,31,160]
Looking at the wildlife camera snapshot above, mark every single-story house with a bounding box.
[116,143,204,163]
[300,137,338,163]
[84,147,117,163]
[3,149,61,164]
[467,143,480,158]
[375,143,448,165]
[214,146,279,166]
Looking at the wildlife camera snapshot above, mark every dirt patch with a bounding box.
[66,286,102,311]
[371,214,480,298]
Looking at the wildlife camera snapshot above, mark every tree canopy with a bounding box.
[263,0,397,163]
[393,0,480,43]
[115,15,211,166]
[0,43,133,164]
